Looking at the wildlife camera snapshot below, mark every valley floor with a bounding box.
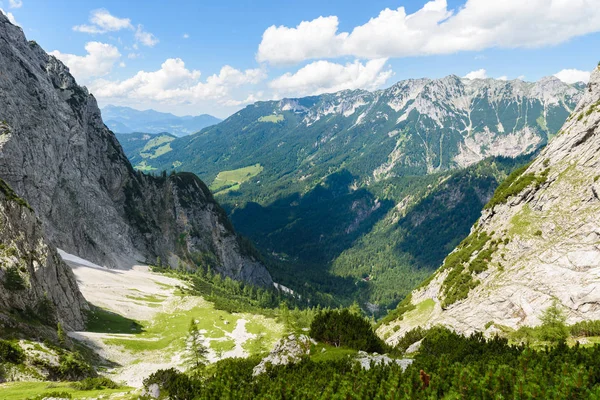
[61,251,284,388]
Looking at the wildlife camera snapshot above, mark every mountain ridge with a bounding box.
[101,104,221,137]
[379,65,600,344]
[0,12,271,287]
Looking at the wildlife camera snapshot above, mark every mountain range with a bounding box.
[101,105,221,137]
[116,74,583,311]
[379,65,600,344]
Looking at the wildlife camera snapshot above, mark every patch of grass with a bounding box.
[378,293,416,326]
[133,160,157,172]
[104,302,239,354]
[210,339,236,353]
[141,143,173,159]
[141,135,175,153]
[85,306,144,334]
[258,114,284,123]
[401,299,435,327]
[125,293,166,304]
[536,115,547,131]
[309,344,357,363]
[152,280,175,290]
[0,381,134,400]
[210,163,264,194]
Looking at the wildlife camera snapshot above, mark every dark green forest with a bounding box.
[142,325,600,399]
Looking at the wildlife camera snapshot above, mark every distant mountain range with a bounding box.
[114,75,583,312]
[101,105,221,137]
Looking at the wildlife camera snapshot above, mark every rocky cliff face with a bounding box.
[0,13,271,286]
[0,178,86,331]
[379,66,600,344]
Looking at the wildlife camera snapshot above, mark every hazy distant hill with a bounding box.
[102,105,221,136]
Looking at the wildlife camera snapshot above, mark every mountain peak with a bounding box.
[378,66,600,344]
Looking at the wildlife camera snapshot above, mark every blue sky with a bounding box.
[2,0,599,118]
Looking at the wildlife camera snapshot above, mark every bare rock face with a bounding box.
[253,334,315,376]
[0,14,271,286]
[379,66,600,344]
[0,178,86,331]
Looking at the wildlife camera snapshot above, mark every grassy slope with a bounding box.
[0,382,135,400]
[210,164,264,194]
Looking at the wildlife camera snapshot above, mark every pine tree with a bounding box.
[539,299,569,342]
[186,319,208,372]
[57,322,66,346]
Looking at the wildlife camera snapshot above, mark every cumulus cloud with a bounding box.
[257,0,600,65]
[222,93,264,107]
[73,9,132,33]
[464,69,488,80]
[183,33,190,39]
[269,58,393,97]
[554,68,591,84]
[73,9,158,48]
[89,58,266,104]
[50,42,121,81]
[8,0,22,9]
[0,8,19,26]
[497,76,508,81]
[135,25,159,47]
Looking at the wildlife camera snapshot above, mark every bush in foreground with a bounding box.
[309,309,385,353]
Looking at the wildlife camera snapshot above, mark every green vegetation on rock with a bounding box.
[485,163,549,209]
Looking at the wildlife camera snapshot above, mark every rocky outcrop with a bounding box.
[355,351,413,371]
[253,334,315,376]
[0,178,86,330]
[0,14,271,286]
[379,65,600,344]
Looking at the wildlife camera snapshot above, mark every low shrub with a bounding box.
[0,339,25,364]
[143,368,198,399]
[72,376,119,390]
[2,266,26,291]
[310,309,386,353]
[55,353,96,381]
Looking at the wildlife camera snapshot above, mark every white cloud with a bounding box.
[0,8,19,26]
[183,33,190,39]
[497,76,508,81]
[8,0,22,9]
[89,58,266,104]
[135,25,159,47]
[463,69,487,80]
[269,58,393,97]
[222,93,264,107]
[257,0,600,65]
[119,62,126,68]
[73,9,133,34]
[127,52,140,59]
[50,42,121,82]
[554,68,591,84]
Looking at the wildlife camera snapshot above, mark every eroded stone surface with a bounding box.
[380,67,600,344]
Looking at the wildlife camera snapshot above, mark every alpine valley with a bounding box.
[3,3,600,400]
[118,75,584,312]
